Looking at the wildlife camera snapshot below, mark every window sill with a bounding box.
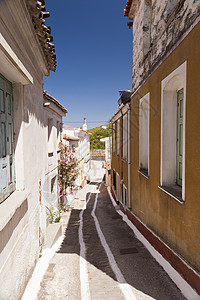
[0,190,29,231]
[158,185,184,204]
[138,169,149,179]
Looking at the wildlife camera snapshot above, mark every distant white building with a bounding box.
[90,150,106,182]
[62,119,91,187]
[100,136,112,162]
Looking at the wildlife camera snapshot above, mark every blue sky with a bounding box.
[43,0,132,129]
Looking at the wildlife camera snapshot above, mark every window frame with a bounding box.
[123,184,127,206]
[112,123,116,154]
[112,169,116,191]
[160,62,186,201]
[0,74,15,203]
[123,113,128,161]
[117,119,120,156]
[139,92,150,177]
[116,172,120,202]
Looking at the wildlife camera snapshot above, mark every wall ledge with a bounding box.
[0,190,29,231]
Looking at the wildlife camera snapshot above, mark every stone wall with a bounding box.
[132,0,200,92]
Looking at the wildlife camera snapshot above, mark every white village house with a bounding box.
[0,1,67,298]
[62,119,91,187]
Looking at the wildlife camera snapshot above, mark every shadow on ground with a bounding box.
[57,182,185,300]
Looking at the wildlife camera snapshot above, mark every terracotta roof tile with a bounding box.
[124,0,139,20]
[124,0,133,17]
[62,134,79,141]
[25,0,57,71]
[63,125,77,129]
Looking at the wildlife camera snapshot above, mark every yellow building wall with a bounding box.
[130,22,200,273]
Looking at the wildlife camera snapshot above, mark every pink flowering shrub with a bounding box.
[58,142,79,210]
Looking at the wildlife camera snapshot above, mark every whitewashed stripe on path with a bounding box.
[79,184,97,300]
[22,235,64,300]
[91,183,137,300]
[107,188,200,300]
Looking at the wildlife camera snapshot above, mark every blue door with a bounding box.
[0,74,15,203]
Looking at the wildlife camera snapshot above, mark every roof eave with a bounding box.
[124,0,138,20]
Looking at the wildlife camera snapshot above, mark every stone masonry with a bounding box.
[131,0,200,91]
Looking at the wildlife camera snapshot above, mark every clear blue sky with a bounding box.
[43,0,132,129]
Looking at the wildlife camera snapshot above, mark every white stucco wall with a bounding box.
[42,100,65,237]
[62,126,91,183]
[0,1,56,298]
[90,160,105,182]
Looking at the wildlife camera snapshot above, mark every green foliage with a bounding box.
[58,142,79,211]
[49,206,61,224]
[88,125,109,150]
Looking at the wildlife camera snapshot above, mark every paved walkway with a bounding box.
[37,182,185,300]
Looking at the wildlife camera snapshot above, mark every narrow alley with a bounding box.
[34,182,185,300]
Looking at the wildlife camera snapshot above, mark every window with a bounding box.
[113,123,116,154]
[123,184,127,206]
[123,114,128,160]
[160,62,186,201]
[117,172,120,201]
[139,93,149,176]
[57,121,60,140]
[113,169,116,190]
[117,119,120,156]
[48,117,53,155]
[0,75,15,203]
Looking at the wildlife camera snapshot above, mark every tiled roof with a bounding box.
[43,91,68,113]
[63,125,77,129]
[25,0,56,71]
[124,0,139,20]
[62,134,79,141]
[63,124,91,134]
[124,0,133,17]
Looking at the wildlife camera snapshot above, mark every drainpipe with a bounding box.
[128,103,131,209]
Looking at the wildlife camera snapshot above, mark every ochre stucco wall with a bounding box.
[112,115,129,203]
[130,21,200,273]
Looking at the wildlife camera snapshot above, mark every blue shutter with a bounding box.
[0,75,15,203]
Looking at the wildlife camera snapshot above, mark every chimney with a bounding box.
[83,117,87,131]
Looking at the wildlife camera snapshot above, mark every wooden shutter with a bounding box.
[176,88,183,187]
[0,75,15,203]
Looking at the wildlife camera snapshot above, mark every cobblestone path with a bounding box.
[37,182,185,300]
